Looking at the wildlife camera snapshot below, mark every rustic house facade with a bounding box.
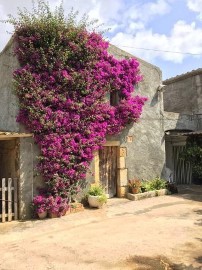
[2,38,201,221]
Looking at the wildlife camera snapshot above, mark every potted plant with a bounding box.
[32,195,48,219]
[128,178,142,194]
[47,196,69,218]
[87,184,107,208]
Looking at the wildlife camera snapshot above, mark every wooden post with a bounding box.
[1,178,6,223]
[14,178,18,220]
[8,178,12,222]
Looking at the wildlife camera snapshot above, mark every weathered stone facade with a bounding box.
[162,70,202,185]
[0,39,43,219]
[163,69,202,115]
[107,45,165,181]
[1,39,181,219]
[163,69,202,132]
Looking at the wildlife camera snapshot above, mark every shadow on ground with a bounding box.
[122,255,202,270]
[171,185,202,203]
[194,209,202,227]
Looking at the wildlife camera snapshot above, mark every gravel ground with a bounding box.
[0,185,202,270]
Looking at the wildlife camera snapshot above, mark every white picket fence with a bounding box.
[0,178,18,223]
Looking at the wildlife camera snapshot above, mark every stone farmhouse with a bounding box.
[0,38,201,221]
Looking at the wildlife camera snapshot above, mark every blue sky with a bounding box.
[0,0,202,80]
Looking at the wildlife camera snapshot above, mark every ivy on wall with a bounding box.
[7,1,147,202]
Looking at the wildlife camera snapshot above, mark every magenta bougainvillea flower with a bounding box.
[12,10,147,204]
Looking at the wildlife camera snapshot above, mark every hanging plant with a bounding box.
[6,0,147,201]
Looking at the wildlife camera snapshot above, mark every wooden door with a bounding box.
[99,146,117,198]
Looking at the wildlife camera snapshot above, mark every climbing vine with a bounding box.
[7,1,147,201]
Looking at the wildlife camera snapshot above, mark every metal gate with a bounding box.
[0,178,18,222]
[173,146,192,184]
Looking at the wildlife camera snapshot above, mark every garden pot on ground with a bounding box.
[38,211,47,219]
[49,212,60,218]
[62,208,71,216]
[132,187,140,194]
[70,202,84,213]
[88,195,105,209]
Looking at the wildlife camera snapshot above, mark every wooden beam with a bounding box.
[103,141,120,146]
[0,134,33,139]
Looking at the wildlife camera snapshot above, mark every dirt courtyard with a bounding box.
[0,185,202,270]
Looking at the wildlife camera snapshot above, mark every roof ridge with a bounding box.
[163,68,202,84]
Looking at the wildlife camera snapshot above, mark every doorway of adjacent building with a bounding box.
[0,139,19,222]
[99,146,118,198]
[165,130,192,185]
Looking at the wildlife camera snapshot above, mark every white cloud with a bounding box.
[126,0,171,23]
[0,0,202,67]
[187,0,202,20]
[110,20,202,63]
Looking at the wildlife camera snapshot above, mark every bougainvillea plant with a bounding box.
[7,1,147,206]
[32,195,47,214]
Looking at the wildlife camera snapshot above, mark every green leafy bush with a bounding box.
[144,177,166,191]
[87,184,107,203]
[88,184,105,196]
[180,138,202,180]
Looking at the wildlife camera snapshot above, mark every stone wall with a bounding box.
[163,112,198,132]
[163,72,202,115]
[0,40,168,215]
[162,72,201,178]
[0,40,43,219]
[107,45,165,182]
[0,40,19,132]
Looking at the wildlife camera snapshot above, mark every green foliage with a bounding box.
[87,184,107,203]
[140,181,148,192]
[3,0,101,35]
[98,194,107,204]
[128,177,167,194]
[87,184,106,196]
[142,177,166,191]
[180,138,202,179]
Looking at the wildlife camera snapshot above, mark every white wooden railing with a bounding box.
[0,178,18,222]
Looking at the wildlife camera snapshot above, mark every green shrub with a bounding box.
[87,184,106,196]
[144,177,166,191]
[87,184,107,203]
[140,181,148,192]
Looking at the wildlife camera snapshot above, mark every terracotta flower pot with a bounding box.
[62,208,70,216]
[70,203,84,213]
[132,187,139,194]
[49,212,59,218]
[38,211,47,219]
